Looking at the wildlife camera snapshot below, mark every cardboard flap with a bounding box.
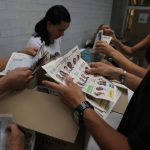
[0,89,79,143]
[113,89,128,114]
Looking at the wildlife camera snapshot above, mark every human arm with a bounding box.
[113,33,150,54]
[42,78,131,150]
[104,28,150,54]
[95,41,148,78]
[0,67,32,94]
[6,124,24,150]
[86,62,142,91]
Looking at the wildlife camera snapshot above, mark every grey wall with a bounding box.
[0,0,113,56]
[110,0,128,38]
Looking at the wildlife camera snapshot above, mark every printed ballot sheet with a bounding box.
[42,46,121,118]
[1,43,46,75]
[93,30,112,50]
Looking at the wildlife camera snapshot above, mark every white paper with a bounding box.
[2,42,45,74]
[42,46,121,118]
[101,35,112,44]
[93,30,103,50]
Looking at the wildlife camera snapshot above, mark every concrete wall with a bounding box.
[110,0,128,38]
[0,0,113,56]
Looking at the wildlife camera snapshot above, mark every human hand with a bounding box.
[20,48,38,56]
[5,67,33,90]
[86,62,121,80]
[42,77,86,109]
[97,24,110,33]
[6,124,24,150]
[95,41,117,56]
[101,58,113,66]
[102,28,117,41]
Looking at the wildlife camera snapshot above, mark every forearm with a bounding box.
[124,72,142,91]
[83,109,131,150]
[0,57,9,71]
[0,76,10,94]
[8,146,24,150]
[111,67,142,91]
[112,39,133,54]
[111,51,147,78]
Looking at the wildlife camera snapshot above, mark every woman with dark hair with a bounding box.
[26,5,71,56]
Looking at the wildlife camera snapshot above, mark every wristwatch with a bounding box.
[119,70,127,84]
[73,101,94,125]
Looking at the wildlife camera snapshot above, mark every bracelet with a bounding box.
[119,70,127,84]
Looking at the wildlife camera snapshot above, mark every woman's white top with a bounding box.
[26,36,61,55]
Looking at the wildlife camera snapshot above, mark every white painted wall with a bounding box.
[0,0,113,56]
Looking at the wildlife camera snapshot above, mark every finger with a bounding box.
[88,62,96,68]
[96,40,102,45]
[42,80,61,91]
[89,62,101,68]
[31,48,38,55]
[65,77,74,86]
[26,69,32,75]
[7,124,19,134]
[25,48,38,56]
[14,67,30,71]
[86,68,100,74]
[26,75,33,82]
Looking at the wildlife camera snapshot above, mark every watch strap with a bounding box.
[74,101,94,124]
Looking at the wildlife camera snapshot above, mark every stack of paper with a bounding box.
[1,43,50,75]
[42,46,121,119]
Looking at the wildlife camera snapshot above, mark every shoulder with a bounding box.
[55,37,61,44]
[26,36,42,49]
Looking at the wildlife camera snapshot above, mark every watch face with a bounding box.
[73,110,80,125]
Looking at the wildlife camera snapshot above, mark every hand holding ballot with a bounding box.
[86,62,120,80]
[5,67,33,90]
[1,43,47,75]
[95,41,117,57]
[43,77,86,109]
[0,67,32,94]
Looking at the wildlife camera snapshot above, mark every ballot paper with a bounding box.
[93,30,103,50]
[42,46,121,119]
[1,42,48,75]
[93,30,112,51]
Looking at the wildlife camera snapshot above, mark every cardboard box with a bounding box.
[0,89,87,150]
[113,88,128,114]
[0,75,128,150]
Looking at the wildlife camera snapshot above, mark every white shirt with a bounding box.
[26,36,61,55]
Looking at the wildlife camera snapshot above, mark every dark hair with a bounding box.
[34,5,71,45]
